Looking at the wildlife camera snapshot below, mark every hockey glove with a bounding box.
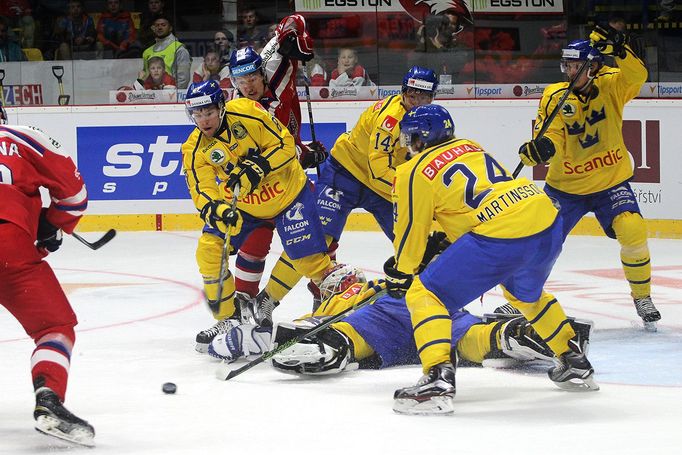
[384,256,413,299]
[200,200,243,235]
[590,24,627,59]
[417,231,451,273]
[226,153,272,195]
[518,136,556,167]
[297,141,328,169]
[36,208,63,254]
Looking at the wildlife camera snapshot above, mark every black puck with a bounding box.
[162,382,177,394]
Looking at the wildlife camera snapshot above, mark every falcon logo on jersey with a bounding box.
[210,149,226,164]
[421,143,482,180]
[380,115,399,132]
[231,122,248,139]
[286,202,305,221]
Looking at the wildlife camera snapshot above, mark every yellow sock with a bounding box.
[407,277,452,373]
[502,288,575,356]
[333,321,375,361]
[265,253,303,301]
[613,212,651,299]
[456,322,497,364]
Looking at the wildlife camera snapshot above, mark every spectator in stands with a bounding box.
[608,16,644,62]
[192,48,233,94]
[656,0,675,21]
[135,55,176,89]
[53,0,97,60]
[138,0,167,49]
[0,0,35,47]
[213,30,234,68]
[96,0,140,58]
[237,8,267,51]
[328,48,372,87]
[141,14,191,89]
[0,17,26,61]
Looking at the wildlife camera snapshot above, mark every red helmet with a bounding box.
[276,14,314,62]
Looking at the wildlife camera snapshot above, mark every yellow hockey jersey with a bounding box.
[536,45,647,195]
[393,138,558,275]
[312,280,386,318]
[330,95,410,201]
[182,97,308,219]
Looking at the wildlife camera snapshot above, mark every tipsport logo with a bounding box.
[532,120,661,183]
[76,125,194,200]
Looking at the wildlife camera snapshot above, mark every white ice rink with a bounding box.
[1,230,681,454]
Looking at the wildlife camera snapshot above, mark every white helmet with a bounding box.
[319,264,367,302]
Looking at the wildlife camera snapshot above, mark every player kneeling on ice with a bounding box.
[209,235,592,383]
[384,104,598,415]
[181,80,336,353]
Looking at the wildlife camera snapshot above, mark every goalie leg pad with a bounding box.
[208,324,271,362]
[271,324,358,375]
[500,317,554,362]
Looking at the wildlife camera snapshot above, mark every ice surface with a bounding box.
[1,231,680,454]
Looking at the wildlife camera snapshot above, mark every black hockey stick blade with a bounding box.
[71,229,117,250]
[216,288,387,381]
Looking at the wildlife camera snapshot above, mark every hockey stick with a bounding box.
[71,229,117,250]
[51,66,71,106]
[512,55,594,179]
[212,184,241,316]
[0,69,6,106]
[301,62,321,176]
[216,288,388,381]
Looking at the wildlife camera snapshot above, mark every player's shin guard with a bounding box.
[265,253,304,302]
[407,277,453,373]
[501,288,575,358]
[613,212,660,329]
[31,330,74,402]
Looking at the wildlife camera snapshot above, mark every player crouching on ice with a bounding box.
[208,233,592,385]
[181,79,336,353]
[382,104,599,415]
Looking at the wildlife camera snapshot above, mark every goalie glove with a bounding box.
[225,152,272,195]
[296,141,327,169]
[208,324,272,362]
[589,24,628,59]
[518,136,556,167]
[383,256,413,299]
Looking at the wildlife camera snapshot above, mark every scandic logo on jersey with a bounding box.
[421,143,483,180]
[380,115,398,131]
[532,120,661,183]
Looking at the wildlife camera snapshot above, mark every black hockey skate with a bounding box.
[492,302,522,317]
[393,363,456,415]
[548,341,599,391]
[254,289,279,327]
[633,296,661,332]
[34,388,95,447]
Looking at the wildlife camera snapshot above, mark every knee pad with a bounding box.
[612,212,648,252]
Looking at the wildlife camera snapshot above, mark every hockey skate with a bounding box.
[393,363,456,415]
[548,341,599,391]
[196,292,256,353]
[208,323,271,362]
[492,302,522,317]
[633,296,661,332]
[34,387,95,447]
[253,289,279,327]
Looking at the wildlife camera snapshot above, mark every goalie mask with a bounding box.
[399,104,455,157]
[319,264,367,302]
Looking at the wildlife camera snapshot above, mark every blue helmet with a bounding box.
[185,80,225,124]
[561,39,604,64]
[229,46,263,78]
[402,66,438,96]
[399,104,454,155]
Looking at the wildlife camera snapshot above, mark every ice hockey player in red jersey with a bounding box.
[0,104,94,447]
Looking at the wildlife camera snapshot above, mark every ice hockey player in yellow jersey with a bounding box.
[385,104,598,415]
[181,79,334,353]
[260,66,439,311]
[517,29,659,330]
